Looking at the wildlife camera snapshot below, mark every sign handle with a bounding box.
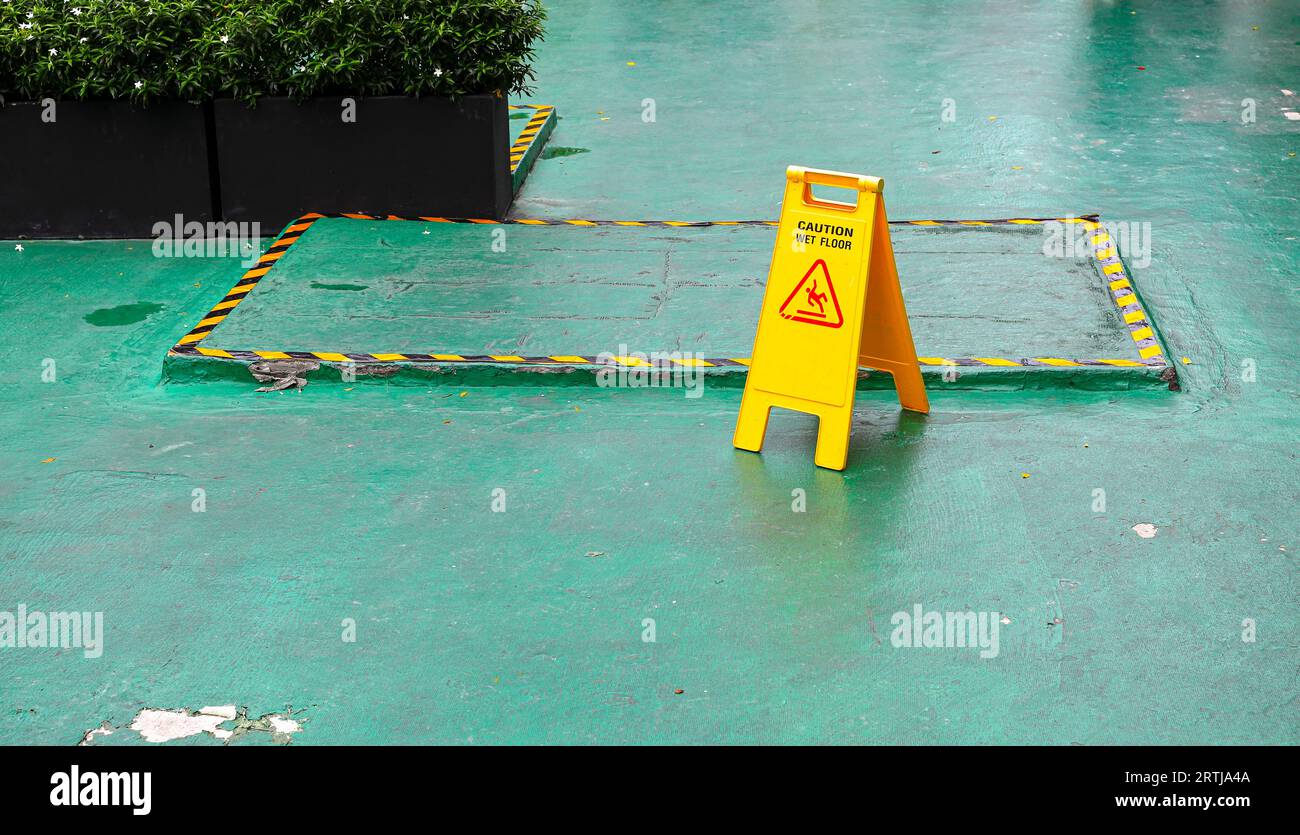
[796,168,882,212]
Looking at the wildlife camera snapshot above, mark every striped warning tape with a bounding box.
[241,212,1102,228]
[168,212,1168,371]
[172,216,316,348]
[1084,221,1167,364]
[508,104,556,176]
[169,345,1158,369]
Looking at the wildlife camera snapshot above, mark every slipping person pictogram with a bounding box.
[778,259,843,328]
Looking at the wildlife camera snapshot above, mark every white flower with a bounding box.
[19,22,30,29]
[220,35,229,43]
[14,244,24,252]
[79,37,87,43]
[134,80,143,89]
[71,7,82,15]
[433,68,443,77]
[48,48,57,56]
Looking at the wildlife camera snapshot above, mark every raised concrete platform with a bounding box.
[165,215,1170,390]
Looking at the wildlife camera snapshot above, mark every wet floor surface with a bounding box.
[0,0,1296,744]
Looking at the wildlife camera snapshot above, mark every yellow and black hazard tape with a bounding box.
[168,212,1168,371]
[172,216,318,349]
[1082,221,1167,364]
[236,212,1102,228]
[508,104,556,176]
[171,347,1158,369]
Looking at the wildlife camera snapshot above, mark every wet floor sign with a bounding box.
[733,167,928,470]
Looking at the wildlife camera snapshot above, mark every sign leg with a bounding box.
[813,408,852,471]
[892,363,929,414]
[857,195,930,414]
[732,390,772,453]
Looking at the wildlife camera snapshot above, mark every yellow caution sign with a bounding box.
[733,166,928,470]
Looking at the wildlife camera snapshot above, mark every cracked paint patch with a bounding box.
[132,706,234,742]
[79,722,114,745]
[267,715,302,735]
[80,705,305,746]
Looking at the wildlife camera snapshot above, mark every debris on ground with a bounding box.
[352,364,400,378]
[249,359,320,392]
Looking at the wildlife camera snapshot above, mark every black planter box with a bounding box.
[214,94,510,232]
[0,100,216,239]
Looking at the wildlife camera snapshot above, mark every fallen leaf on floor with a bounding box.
[40,457,55,463]
[459,391,468,398]
[1132,523,1158,539]
[1020,472,1030,479]
[584,551,605,558]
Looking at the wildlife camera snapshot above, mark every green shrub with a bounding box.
[0,0,546,104]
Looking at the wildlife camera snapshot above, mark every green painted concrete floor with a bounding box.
[1,0,1297,744]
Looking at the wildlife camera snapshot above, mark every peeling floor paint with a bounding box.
[131,707,233,742]
[1132,523,1159,539]
[267,716,302,735]
[79,722,114,746]
[200,704,238,720]
[81,705,304,746]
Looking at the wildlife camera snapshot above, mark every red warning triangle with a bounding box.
[778,259,843,328]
